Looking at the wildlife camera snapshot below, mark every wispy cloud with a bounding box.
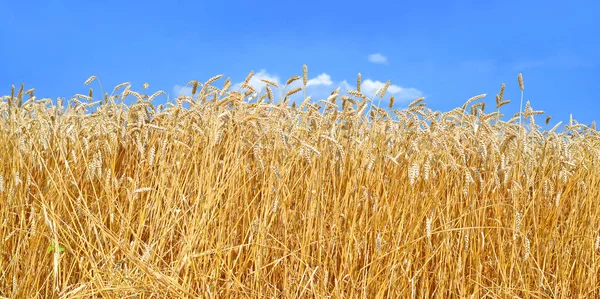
[337,80,353,93]
[368,53,388,64]
[459,59,497,73]
[511,60,546,71]
[512,54,594,71]
[172,84,192,97]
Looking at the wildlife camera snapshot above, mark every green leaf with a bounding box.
[47,242,66,254]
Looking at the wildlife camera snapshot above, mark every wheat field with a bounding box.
[0,67,599,298]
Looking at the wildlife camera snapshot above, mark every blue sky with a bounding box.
[1,0,598,127]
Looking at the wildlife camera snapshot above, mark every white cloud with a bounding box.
[361,79,423,102]
[368,53,388,64]
[292,77,422,106]
[173,84,192,97]
[172,69,282,99]
[306,73,333,87]
[231,70,332,102]
[338,80,353,93]
[171,69,422,107]
[231,69,281,94]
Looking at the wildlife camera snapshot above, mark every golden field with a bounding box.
[0,67,599,298]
